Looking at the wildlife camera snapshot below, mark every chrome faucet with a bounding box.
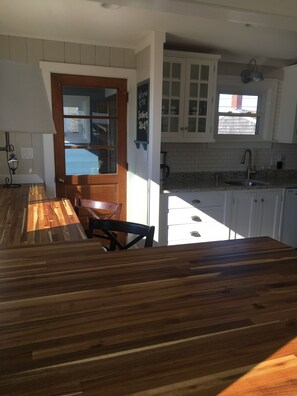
[241,149,256,180]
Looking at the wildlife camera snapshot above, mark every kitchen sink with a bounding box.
[224,179,270,187]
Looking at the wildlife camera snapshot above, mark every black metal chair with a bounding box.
[88,218,155,250]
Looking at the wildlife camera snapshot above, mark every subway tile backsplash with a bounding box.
[161,142,297,173]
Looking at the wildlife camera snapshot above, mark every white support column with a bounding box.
[135,31,165,241]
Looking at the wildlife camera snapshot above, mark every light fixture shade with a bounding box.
[241,58,264,84]
[0,60,56,134]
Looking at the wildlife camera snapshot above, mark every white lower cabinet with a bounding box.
[229,189,284,240]
[160,188,284,246]
[159,191,229,245]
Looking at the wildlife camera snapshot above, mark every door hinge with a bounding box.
[126,162,129,171]
[125,91,129,102]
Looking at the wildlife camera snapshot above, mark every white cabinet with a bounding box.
[161,51,220,143]
[229,189,284,240]
[159,191,229,245]
[160,188,284,246]
[275,65,297,143]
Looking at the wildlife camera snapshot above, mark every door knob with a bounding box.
[57,177,65,183]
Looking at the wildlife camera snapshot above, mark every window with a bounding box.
[215,76,278,142]
[218,94,260,136]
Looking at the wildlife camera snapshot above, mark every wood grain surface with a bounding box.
[0,236,296,395]
[0,185,86,248]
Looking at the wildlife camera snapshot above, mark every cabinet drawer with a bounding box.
[168,222,229,242]
[168,192,225,209]
[167,207,223,226]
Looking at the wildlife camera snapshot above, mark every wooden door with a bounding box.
[51,73,127,223]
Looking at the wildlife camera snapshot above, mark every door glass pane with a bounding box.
[63,87,117,117]
[65,148,116,175]
[64,119,117,146]
[91,119,117,146]
[63,95,89,116]
[64,118,91,145]
[62,86,119,176]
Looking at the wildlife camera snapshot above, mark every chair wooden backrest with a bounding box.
[74,194,122,220]
[88,218,155,250]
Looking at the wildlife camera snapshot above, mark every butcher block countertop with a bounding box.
[0,184,86,248]
[0,237,296,395]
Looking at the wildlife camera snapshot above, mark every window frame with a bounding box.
[214,75,278,142]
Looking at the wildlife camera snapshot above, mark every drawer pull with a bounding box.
[191,215,202,222]
[191,199,201,204]
[190,231,201,238]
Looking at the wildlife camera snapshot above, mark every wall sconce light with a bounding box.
[0,132,21,187]
[0,60,56,188]
[241,58,264,83]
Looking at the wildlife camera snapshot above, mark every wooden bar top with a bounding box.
[0,236,296,395]
[0,184,86,248]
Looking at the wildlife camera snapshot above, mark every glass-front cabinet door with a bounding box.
[184,61,212,139]
[161,52,219,143]
[161,58,186,140]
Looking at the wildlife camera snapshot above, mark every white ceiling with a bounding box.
[0,0,297,66]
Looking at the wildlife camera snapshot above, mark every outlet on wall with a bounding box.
[21,147,34,160]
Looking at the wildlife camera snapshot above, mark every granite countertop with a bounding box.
[162,170,297,193]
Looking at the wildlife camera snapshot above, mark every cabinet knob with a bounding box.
[254,199,257,203]
[191,215,202,222]
[190,231,201,238]
[57,177,65,183]
[261,198,264,202]
[191,199,201,204]
[180,127,184,131]
[184,127,188,131]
